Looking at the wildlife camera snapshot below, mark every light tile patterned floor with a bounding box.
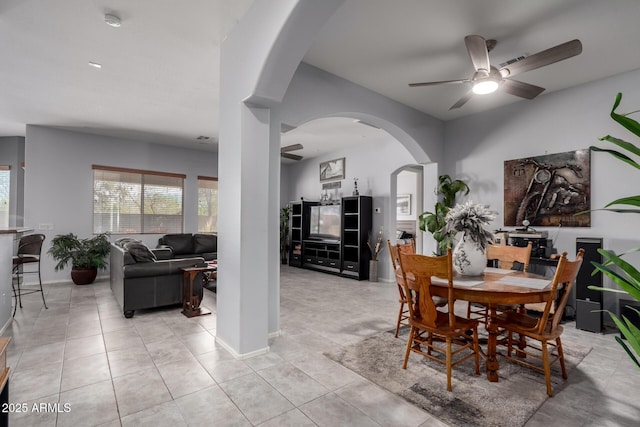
[2,266,639,426]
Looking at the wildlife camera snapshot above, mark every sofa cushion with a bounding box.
[193,233,217,254]
[124,241,157,263]
[161,234,194,256]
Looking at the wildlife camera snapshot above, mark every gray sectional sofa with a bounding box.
[157,233,217,261]
[110,238,205,318]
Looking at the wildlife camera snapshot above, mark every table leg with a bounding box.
[486,305,500,382]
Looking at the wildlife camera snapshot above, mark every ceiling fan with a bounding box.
[409,35,582,110]
[281,143,304,161]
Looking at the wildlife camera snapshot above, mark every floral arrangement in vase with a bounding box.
[445,201,496,250]
[445,202,496,275]
[367,227,384,261]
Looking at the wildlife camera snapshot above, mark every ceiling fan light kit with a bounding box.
[472,79,499,95]
[409,35,582,109]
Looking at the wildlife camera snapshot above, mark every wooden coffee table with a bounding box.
[181,266,216,317]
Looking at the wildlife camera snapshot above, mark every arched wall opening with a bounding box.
[218,0,444,355]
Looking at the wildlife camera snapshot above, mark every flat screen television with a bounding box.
[309,205,341,241]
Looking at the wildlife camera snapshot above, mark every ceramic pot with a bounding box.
[71,267,98,285]
[369,259,379,282]
[452,233,485,276]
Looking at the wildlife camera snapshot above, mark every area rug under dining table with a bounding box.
[325,328,591,427]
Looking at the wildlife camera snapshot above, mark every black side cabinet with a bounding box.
[341,196,372,280]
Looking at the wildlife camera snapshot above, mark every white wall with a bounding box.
[286,135,415,281]
[24,126,218,283]
[443,68,640,315]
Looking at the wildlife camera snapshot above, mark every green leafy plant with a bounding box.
[280,205,291,263]
[418,174,470,254]
[48,233,111,271]
[585,92,640,369]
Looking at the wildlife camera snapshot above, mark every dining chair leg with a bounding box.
[507,331,513,357]
[427,332,433,355]
[542,342,553,397]
[403,327,415,369]
[473,327,480,375]
[446,337,453,392]
[395,301,405,338]
[556,337,568,379]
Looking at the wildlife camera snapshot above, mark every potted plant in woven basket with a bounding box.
[48,233,111,285]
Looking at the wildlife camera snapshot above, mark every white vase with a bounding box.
[452,233,485,276]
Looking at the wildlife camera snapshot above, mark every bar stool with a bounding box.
[12,233,48,317]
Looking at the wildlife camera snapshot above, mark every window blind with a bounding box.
[93,165,185,234]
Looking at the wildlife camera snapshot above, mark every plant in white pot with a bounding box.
[48,233,111,285]
[445,201,496,276]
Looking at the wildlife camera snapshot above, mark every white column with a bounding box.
[216,0,345,357]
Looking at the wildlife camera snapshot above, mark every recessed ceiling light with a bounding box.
[104,14,121,28]
[196,136,210,140]
[88,62,102,69]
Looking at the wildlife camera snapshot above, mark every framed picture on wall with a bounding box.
[319,157,345,182]
[503,149,591,227]
[397,194,411,216]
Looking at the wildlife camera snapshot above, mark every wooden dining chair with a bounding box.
[389,240,448,338]
[388,239,416,338]
[466,242,533,324]
[397,248,480,392]
[495,249,584,397]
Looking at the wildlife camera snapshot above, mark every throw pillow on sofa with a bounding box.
[115,237,139,248]
[124,241,157,263]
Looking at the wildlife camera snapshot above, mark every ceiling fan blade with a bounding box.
[465,35,491,72]
[500,39,582,78]
[280,143,303,152]
[409,79,470,87]
[449,91,474,110]
[500,79,545,99]
[281,152,303,161]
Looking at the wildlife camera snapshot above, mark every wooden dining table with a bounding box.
[426,267,553,382]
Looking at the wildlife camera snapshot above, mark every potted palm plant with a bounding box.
[280,205,291,264]
[48,233,111,285]
[419,174,470,255]
[581,92,640,369]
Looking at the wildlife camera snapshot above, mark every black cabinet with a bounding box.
[288,200,317,267]
[288,196,373,280]
[341,196,372,280]
[303,241,341,272]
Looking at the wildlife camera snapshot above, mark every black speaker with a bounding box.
[575,237,603,332]
[575,238,603,302]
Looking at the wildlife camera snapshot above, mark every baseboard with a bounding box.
[215,336,270,360]
[268,330,282,339]
[0,317,12,337]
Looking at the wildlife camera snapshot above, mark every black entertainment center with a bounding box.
[288,196,372,280]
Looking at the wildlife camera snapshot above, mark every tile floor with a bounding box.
[2,266,639,426]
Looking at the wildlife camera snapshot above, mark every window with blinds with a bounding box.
[93,165,185,234]
[0,166,9,228]
[197,176,218,233]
